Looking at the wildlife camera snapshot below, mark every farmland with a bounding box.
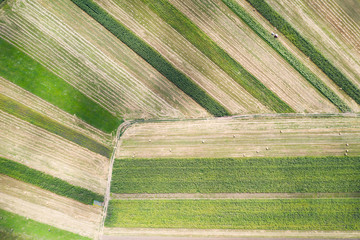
[116,115,360,158]
[106,199,360,230]
[111,156,360,194]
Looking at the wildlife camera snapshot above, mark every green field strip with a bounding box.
[70,0,229,117]
[221,0,350,112]
[111,156,360,193]
[0,209,90,240]
[245,0,360,106]
[0,157,103,205]
[0,37,122,133]
[138,0,294,113]
[0,94,112,158]
[106,199,360,230]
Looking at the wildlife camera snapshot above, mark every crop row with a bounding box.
[139,0,293,113]
[0,94,112,158]
[0,38,121,133]
[0,157,104,205]
[245,0,360,105]
[106,199,360,230]
[222,0,350,112]
[111,156,360,193]
[70,0,229,117]
[0,209,90,240]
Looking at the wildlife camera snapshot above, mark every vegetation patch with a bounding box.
[0,157,104,205]
[138,0,293,113]
[106,199,360,230]
[111,156,360,193]
[245,0,360,105]
[0,94,111,158]
[0,38,122,133]
[70,0,229,117]
[222,0,350,112]
[0,208,90,240]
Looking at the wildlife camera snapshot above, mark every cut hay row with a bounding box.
[0,110,109,194]
[93,0,269,115]
[168,0,338,113]
[0,93,112,158]
[116,116,360,159]
[0,175,101,238]
[105,199,360,230]
[257,0,360,92]
[102,0,291,114]
[0,77,113,147]
[0,37,121,134]
[222,0,350,112]
[71,0,229,117]
[0,0,209,120]
[230,0,360,113]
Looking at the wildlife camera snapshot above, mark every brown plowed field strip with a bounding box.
[0,0,208,120]
[94,0,268,115]
[0,174,102,238]
[265,0,360,89]
[0,110,108,194]
[169,0,338,113]
[232,0,360,112]
[0,77,113,147]
[103,228,360,239]
[116,115,360,158]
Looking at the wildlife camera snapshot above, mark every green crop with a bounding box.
[0,38,122,133]
[0,157,103,205]
[70,0,229,117]
[0,209,90,240]
[245,0,360,105]
[222,0,350,112]
[111,156,360,193]
[139,0,294,113]
[106,199,360,230]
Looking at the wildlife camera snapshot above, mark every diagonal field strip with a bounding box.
[111,192,360,200]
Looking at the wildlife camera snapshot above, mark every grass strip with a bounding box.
[222,0,350,112]
[0,208,90,240]
[70,0,229,117]
[245,0,360,105]
[0,157,104,205]
[139,0,294,113]
[111,156,360,193]
[0,94,111,158]
[0,37,122,133]
[106,199,360,230]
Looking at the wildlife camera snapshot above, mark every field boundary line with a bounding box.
[110,192,360,200]
[103,227,360,238]
[97,121,135,240]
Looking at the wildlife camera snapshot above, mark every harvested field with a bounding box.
[0,0,208,120]
[116,115,360,158]
[0,77,113,147]
[0,175,101,238]
[264,0,360,89]
[93,0,269,115]
[0,110,108,194]
[168,0,338,113]
[231,0,360,113]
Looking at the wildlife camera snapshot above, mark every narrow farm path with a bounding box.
[111,192,360,200]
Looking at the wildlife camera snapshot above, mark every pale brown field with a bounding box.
[232,0,360,112]
[0,174,102,238]
[0,0,208,120]
[169,0,339,113]
[116,115,360,159]
[0,77,113,147]
[94,0,269,115]
[0,110,108,194]
[265,0,360,89]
